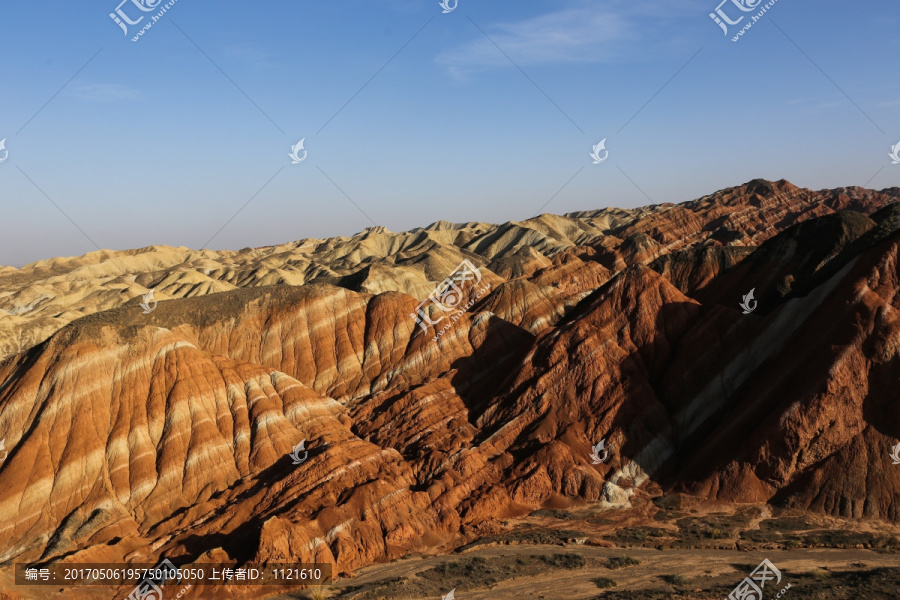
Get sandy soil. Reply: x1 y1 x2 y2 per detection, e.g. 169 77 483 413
270 544 900 600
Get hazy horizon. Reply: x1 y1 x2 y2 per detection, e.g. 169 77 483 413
3 175 897 270
1 0 898 267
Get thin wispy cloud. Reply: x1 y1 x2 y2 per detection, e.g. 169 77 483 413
437 8 629 78
436 0 701 79
71 83 142 102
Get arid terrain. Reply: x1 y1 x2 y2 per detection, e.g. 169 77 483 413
1 178 900 599
282 497 900 599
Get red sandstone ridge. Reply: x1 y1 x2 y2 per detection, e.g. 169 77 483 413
0 180 899 598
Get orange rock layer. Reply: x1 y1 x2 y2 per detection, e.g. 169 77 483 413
1 179 899 599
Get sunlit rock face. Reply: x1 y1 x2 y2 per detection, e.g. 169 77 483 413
1 180 899 598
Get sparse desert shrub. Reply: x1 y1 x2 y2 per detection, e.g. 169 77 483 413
606 526 669 544
608 528 647 543
539 553 586 569
606 556 641 569
308 586 331 600
593 576 617 589
759 516 818 531
458 528 587 551
676 516 742 541
653 509 685 522
740 528 782 543
662 574 689 586
800 529 899 548
531 509 578 520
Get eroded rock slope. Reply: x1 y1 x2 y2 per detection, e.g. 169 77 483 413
1 179 899 599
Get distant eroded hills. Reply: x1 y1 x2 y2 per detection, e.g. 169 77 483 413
1 178 900 598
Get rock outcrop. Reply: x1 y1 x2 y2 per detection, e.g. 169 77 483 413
1 179 900 599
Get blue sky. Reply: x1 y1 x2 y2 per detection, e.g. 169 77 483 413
0 0 898 266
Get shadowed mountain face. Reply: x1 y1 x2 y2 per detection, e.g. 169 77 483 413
1 179 900 598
